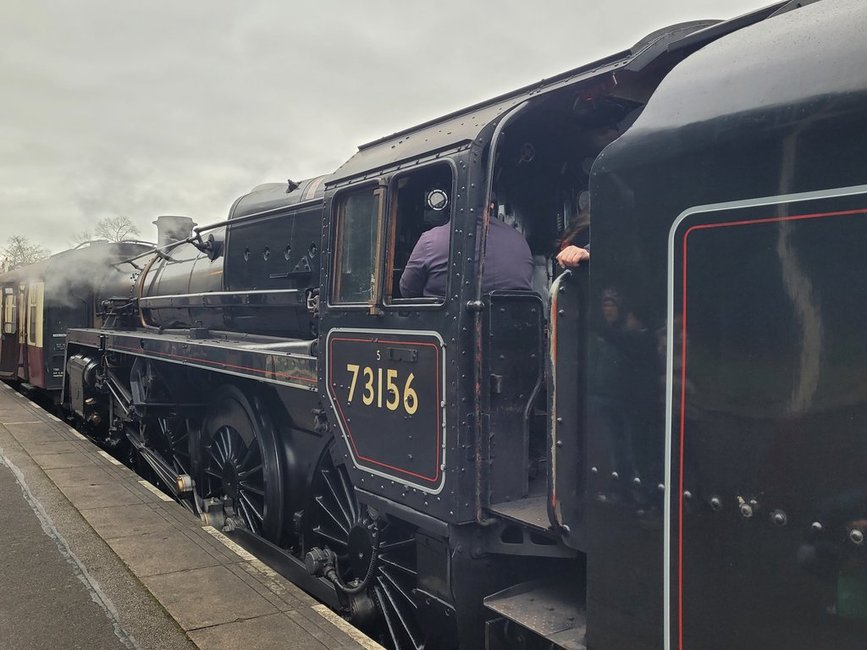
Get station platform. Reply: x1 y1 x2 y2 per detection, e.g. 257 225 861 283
0 382 382 650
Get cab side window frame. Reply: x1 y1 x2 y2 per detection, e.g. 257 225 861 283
330 182 387 311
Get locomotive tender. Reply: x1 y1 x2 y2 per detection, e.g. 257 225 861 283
6 1 867 647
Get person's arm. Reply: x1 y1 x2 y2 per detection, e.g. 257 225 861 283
399 233 430 298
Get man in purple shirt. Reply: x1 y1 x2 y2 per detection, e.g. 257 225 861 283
399 216 534 298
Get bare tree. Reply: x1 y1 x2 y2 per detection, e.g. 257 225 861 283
72 230 94 245
2 235 49 270
94 215 140 242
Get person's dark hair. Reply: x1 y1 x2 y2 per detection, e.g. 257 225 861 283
558 212 590 250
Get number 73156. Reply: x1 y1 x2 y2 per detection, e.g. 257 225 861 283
345 364 418 415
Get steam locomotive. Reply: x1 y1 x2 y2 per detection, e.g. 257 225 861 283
4 1 867 648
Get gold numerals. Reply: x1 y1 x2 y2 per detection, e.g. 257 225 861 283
345 364 418 415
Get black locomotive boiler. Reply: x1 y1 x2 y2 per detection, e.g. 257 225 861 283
53 1 867 648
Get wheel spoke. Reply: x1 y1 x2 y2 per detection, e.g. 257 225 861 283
207 446 224 470
379 538 414 553
315 495 350 535
375 584 404 650
337 466 358 522
377 578 424 650
214 433 228 463
380 555 417 577
238 463 263 480
312 525 348 547
379 566 417 610
322 469 354 529
239 481 264 496
222 428 234 462
238 498 259 534
240 492 264 523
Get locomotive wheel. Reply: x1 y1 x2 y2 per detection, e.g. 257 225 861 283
305 451 425 650
200 386 285 543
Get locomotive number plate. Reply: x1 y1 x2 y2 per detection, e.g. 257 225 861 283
325 328 445 493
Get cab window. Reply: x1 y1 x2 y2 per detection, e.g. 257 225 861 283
332 186 383 304
387 164 453 303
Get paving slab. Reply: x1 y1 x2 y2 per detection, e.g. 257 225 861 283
46 463 115 487
223 560 311 612
6 424 66 442
107 530 225 577
59 482 146 509
30 450 97 469
0 409 40 420
143 565 280 630
81 503 175 539
188 612 329 650
16 439 82 455
286 607 370 650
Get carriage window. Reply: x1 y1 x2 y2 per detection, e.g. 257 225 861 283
3 289 15 335
387 164 453 302
26 282 43 347
332 187 383 304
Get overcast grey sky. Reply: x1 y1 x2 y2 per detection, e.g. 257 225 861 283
1 0 766 251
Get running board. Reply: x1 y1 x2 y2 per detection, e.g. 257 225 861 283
226 527 342 610
484 579 586 650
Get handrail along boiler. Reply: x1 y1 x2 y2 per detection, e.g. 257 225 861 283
29 1 867 648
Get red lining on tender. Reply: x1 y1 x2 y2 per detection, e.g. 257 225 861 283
677 206 867 649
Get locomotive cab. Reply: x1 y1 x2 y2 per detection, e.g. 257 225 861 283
472 24 718 553
481 87 642 550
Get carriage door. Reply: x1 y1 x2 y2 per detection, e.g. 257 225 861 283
0 286 19 379
323 163 454 500
23 281 44 386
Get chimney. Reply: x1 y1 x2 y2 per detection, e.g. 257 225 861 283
153 215 196 247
